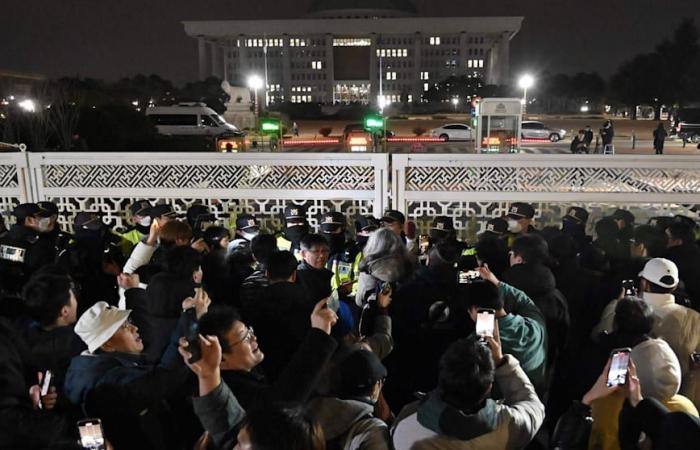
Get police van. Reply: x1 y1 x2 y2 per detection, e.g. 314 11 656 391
146 103 240 136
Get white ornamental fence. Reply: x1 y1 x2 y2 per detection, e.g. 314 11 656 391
2 151 700 237
391 154 700 240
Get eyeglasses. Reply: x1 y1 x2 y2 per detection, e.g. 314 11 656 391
231 326 255 347
120 317 134 330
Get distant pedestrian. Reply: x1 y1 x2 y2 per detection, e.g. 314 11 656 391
583 125 594 147
570 130 588 154
292 122 299 136
653 122 668 155
600 120 615 154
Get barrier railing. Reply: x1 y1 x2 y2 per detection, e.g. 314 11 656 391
0 152 32 222
391 154 700 239
3 152 700 237
24 152 389 232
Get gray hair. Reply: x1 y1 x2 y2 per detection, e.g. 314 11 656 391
362 228 406 263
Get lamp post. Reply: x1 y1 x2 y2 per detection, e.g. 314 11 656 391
247 75 263 118
518 74 534 114
451 97 459 112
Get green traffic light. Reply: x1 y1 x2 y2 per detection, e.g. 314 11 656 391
364 115 383 130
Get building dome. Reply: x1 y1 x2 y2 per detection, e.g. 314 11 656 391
306 0 416 18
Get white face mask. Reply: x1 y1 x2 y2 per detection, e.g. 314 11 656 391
36 217 53 233
137 217 152 227
240 231 258 241
507 219 522 234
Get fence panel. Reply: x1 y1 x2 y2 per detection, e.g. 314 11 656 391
27 152 389 232
392 154 700 240
0 152 32 223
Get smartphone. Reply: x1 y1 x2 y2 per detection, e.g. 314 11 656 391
184 308 202 364
691 352 700 364
77 418 106 450
0 245 26 263
476 308 496 338
327 289 340 312
607 348 632 387
419 235 430 255
379 281 392 295
458 270 482 284
622 279 637 297
41 370 53 396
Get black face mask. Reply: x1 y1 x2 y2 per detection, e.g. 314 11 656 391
562 220 585 237
285 224 308 244
135 223 151 235
357 235 369 247
325 233 346 255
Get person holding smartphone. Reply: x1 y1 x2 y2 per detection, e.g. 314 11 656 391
393 323 545 450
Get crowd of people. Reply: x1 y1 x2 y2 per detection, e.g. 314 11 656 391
1 198 700 450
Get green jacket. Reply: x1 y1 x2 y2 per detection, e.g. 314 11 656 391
497 282 547 393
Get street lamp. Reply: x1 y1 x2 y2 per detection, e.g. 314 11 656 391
518 74 534 113
247 75 263 117
18 99 36 113
451 97 459 112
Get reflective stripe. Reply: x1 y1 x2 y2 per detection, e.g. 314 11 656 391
461 248 477 256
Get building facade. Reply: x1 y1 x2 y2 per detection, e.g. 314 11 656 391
183 1 522 106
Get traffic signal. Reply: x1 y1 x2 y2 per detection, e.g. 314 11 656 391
260 118 281 133
364 114 384 131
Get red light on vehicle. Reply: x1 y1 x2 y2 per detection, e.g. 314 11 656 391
282 139 339 145
387 137 446 143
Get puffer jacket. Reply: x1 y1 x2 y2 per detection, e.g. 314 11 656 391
355 253 414 307
310 397 391 450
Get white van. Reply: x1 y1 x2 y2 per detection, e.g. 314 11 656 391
146 103 240 136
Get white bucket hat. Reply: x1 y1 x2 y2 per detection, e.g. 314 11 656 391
74 301 132 353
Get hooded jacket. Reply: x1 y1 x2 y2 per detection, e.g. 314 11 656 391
310 397 391 450
588 338 698 450
392 355 545 450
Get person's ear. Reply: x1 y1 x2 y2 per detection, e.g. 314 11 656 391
60 305 69 318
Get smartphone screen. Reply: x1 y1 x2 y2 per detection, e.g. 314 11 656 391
607 348 632 387
476 308 496 338
77 418 106 450
622 280 637 297
41 370 53 396
458 270 482 284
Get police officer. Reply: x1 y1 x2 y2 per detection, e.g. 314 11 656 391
0 203 58 294
0 214 7 238
506 202 537 240
472 217 510 278
562 206 591 253
119 200 153 255
229 213 260 254
186 204 216 240
429 216 457 244
57 212 123 312
277 204 309 259
320 211 358 295
36 200 72 254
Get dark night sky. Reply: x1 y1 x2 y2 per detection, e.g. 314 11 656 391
1 0 698 86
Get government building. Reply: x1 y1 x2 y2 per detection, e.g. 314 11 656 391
183 1 522 106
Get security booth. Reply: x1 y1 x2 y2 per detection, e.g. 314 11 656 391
216 132 247 152
475 98 522 153
259 117 282 151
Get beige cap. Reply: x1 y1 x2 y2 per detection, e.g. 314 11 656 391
74 301 132 353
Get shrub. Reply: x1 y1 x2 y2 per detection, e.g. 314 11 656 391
319 127 332 137
413 127 427 136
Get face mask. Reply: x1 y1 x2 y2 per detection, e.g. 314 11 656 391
240 231 259 241
562 220 584 237
285 225 308 243
357 235 369 247
36 217 52 233
325 233 346 255
137 217 152 227
507 219 522 234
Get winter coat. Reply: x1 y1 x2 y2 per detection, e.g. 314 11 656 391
0 224 57 294
664 243 700 310
0 318 70 448
355 253 414 307
392 355 545 450
192 382 246 450
243 280 314 380
502 263 570 367
296 260 334 303
498 282 548 394
220 328 337 410
202 248 233 305
142 274 196 363
385 265 473 407
653 126 668 150
310 397 391 450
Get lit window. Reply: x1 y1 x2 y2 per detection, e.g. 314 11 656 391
424 83 429 91
429 36 441 45
408 94 413 103
420 72 429 80
333 38 371 46
478 59 484 68
403 49 408 57
386 71 396 80
311 61 323 70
